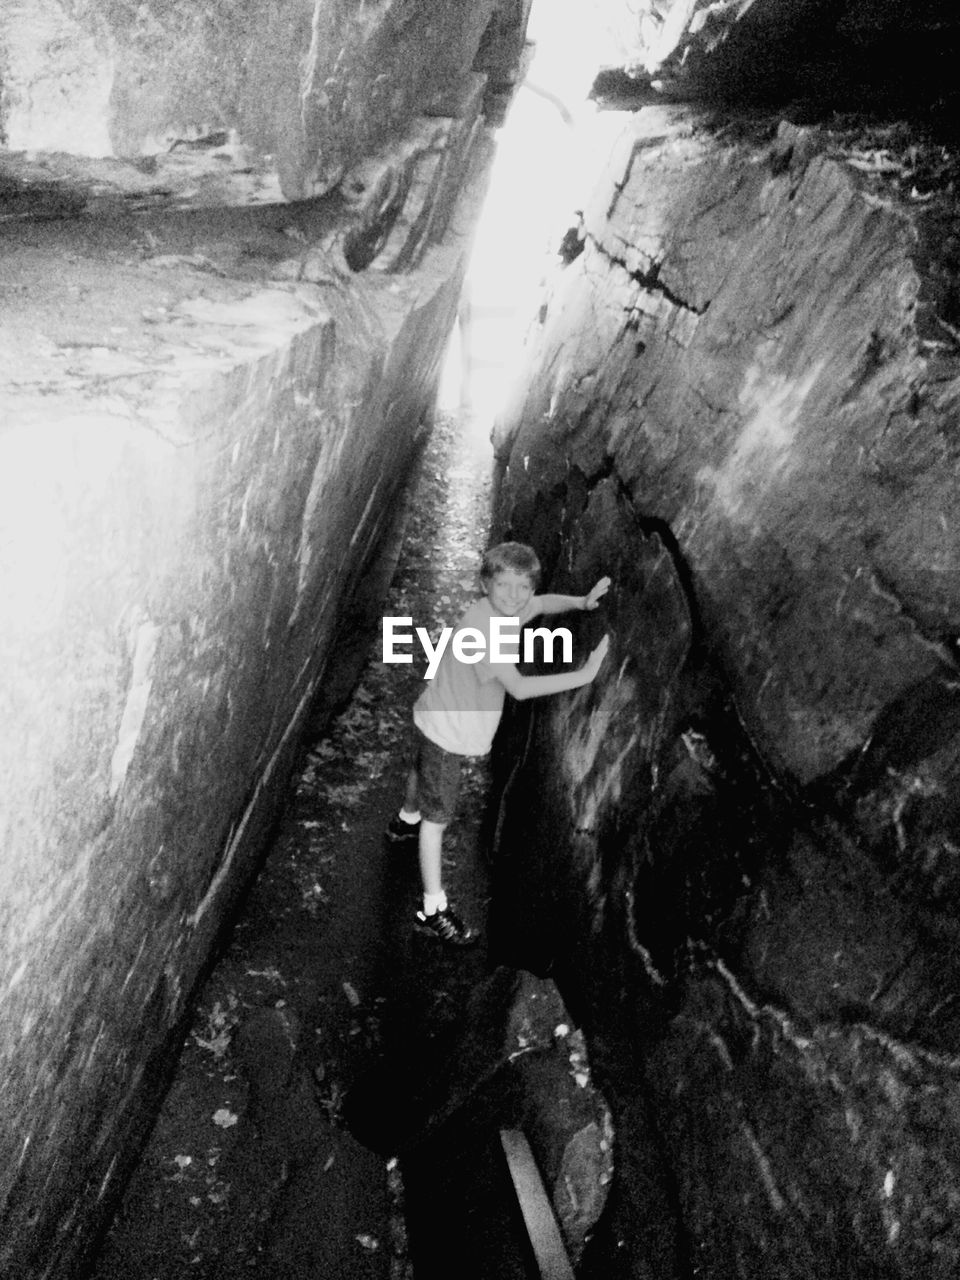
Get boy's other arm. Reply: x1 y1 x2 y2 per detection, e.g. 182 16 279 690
493 635 610 701
525 576 611 620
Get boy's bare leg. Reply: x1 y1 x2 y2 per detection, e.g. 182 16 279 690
415 818 477 944
418 819 445 900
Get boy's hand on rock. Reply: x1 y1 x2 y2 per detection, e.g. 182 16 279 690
585 633 610 678
584 576 611 610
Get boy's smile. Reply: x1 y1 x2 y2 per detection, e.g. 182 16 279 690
484 569 533 617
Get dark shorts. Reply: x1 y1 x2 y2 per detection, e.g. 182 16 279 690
410 726 461 825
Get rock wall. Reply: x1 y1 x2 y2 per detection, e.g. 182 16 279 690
493 106 960 1277
0 4 527 1273
0 0 509 197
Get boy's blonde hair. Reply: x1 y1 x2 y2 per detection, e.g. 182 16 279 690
480 541 541 588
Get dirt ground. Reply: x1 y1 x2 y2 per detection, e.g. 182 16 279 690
89 406 517 1279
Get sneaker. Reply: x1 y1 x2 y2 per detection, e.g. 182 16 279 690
385 814 420 844
414 904 479 947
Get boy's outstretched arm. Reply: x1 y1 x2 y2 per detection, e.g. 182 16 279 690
525 576 611 620
494 635 610 701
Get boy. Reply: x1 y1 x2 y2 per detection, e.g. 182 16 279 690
386 541 610 946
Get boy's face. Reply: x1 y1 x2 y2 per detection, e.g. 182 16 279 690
483 569 534 617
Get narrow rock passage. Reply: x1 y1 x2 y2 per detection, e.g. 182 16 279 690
90 406 535 1278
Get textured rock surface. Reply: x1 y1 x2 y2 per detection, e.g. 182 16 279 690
498 107 960 785
0 0 507 197
0 32 502 1275
493 105 960 1277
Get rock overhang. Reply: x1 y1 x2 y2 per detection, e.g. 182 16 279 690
592 0 960 114
0 0 527 212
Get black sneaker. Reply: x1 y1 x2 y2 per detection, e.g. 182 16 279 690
385 814 420 844
414 904 479 947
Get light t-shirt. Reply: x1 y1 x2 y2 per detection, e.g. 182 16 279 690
413 597 518 757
